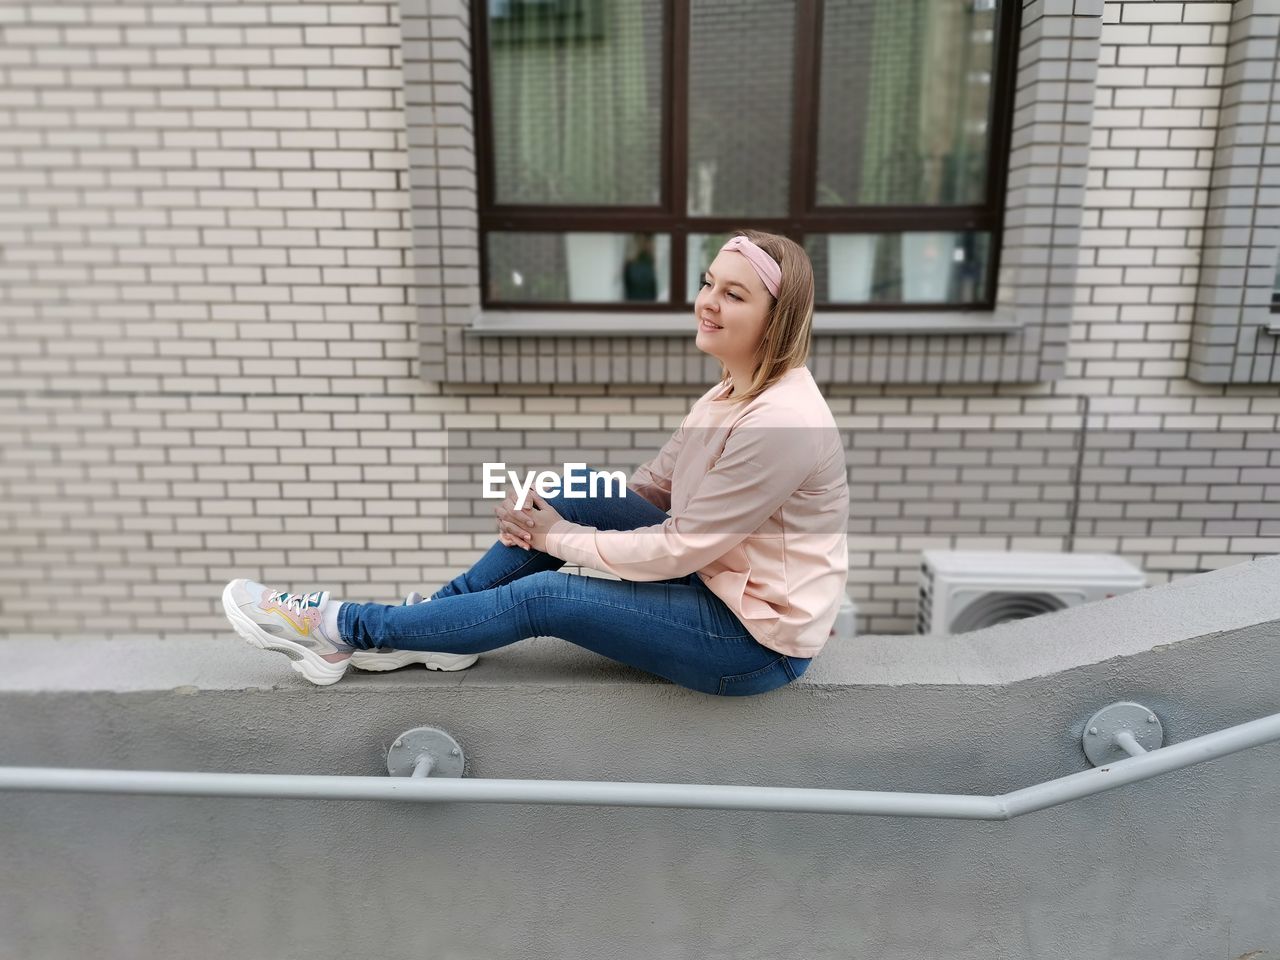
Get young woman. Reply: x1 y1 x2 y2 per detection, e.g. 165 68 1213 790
222 230 850 696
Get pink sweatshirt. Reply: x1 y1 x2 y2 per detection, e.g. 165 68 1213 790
544 365 850 659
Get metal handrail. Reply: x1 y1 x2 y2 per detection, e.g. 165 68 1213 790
2 711 1277 820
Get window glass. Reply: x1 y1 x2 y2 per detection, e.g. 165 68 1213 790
488 0 664 205
815 0 999 206
687 0 795 217
805 232 991 304
487 232 671 303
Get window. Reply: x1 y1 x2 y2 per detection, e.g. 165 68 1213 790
473 0 1019 312
1272 248 1280 312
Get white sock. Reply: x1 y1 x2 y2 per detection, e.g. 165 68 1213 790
321 597 348 646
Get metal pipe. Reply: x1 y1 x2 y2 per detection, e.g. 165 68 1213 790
1001 711 1280 819
1 711 1277 821
1113 729 1147 757
411 754 435 779
0 767 1001 819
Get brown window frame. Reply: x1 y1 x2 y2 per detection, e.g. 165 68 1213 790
472 0 1022 313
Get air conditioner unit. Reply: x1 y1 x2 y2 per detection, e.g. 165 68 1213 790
916 550 1147 636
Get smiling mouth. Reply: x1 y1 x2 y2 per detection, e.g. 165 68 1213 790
699 318 723 330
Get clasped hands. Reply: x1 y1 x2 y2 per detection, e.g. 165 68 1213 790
493 487 565 552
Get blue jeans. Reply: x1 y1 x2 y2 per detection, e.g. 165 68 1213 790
337 466 811 697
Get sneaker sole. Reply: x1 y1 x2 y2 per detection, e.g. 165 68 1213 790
221 579 348 687
348 650 479 672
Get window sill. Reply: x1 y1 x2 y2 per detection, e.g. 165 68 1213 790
464 310 1025 337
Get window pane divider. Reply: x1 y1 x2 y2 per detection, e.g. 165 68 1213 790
790 0 821 223
481 209 1000 232
669 0 689 304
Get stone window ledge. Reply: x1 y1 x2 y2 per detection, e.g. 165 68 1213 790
465 310 1026 338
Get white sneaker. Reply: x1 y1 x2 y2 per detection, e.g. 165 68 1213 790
347 591 480 673
221 579 354 687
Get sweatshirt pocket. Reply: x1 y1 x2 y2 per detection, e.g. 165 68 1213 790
702 568 787 624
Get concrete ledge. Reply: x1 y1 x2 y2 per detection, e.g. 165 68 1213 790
5 554 1280 694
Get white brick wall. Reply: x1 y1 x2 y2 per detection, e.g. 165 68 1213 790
2 0 1277 637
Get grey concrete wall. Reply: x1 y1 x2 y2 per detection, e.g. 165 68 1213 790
2 555 1278 960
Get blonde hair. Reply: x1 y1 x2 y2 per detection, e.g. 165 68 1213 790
711 228 814 405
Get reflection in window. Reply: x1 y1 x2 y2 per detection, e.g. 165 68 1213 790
622 233 660 301
487 232 671 303
805 232 990 304
1273 246 1280 309
487 0 663 206
816 0 998 206
687 0 795 217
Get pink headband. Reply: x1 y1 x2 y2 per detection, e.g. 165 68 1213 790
719 235 782 299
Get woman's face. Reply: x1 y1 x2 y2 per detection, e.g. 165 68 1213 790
694 250 771 367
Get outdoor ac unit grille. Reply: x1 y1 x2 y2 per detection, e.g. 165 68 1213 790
916 564 933 635
947 590 1068 634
